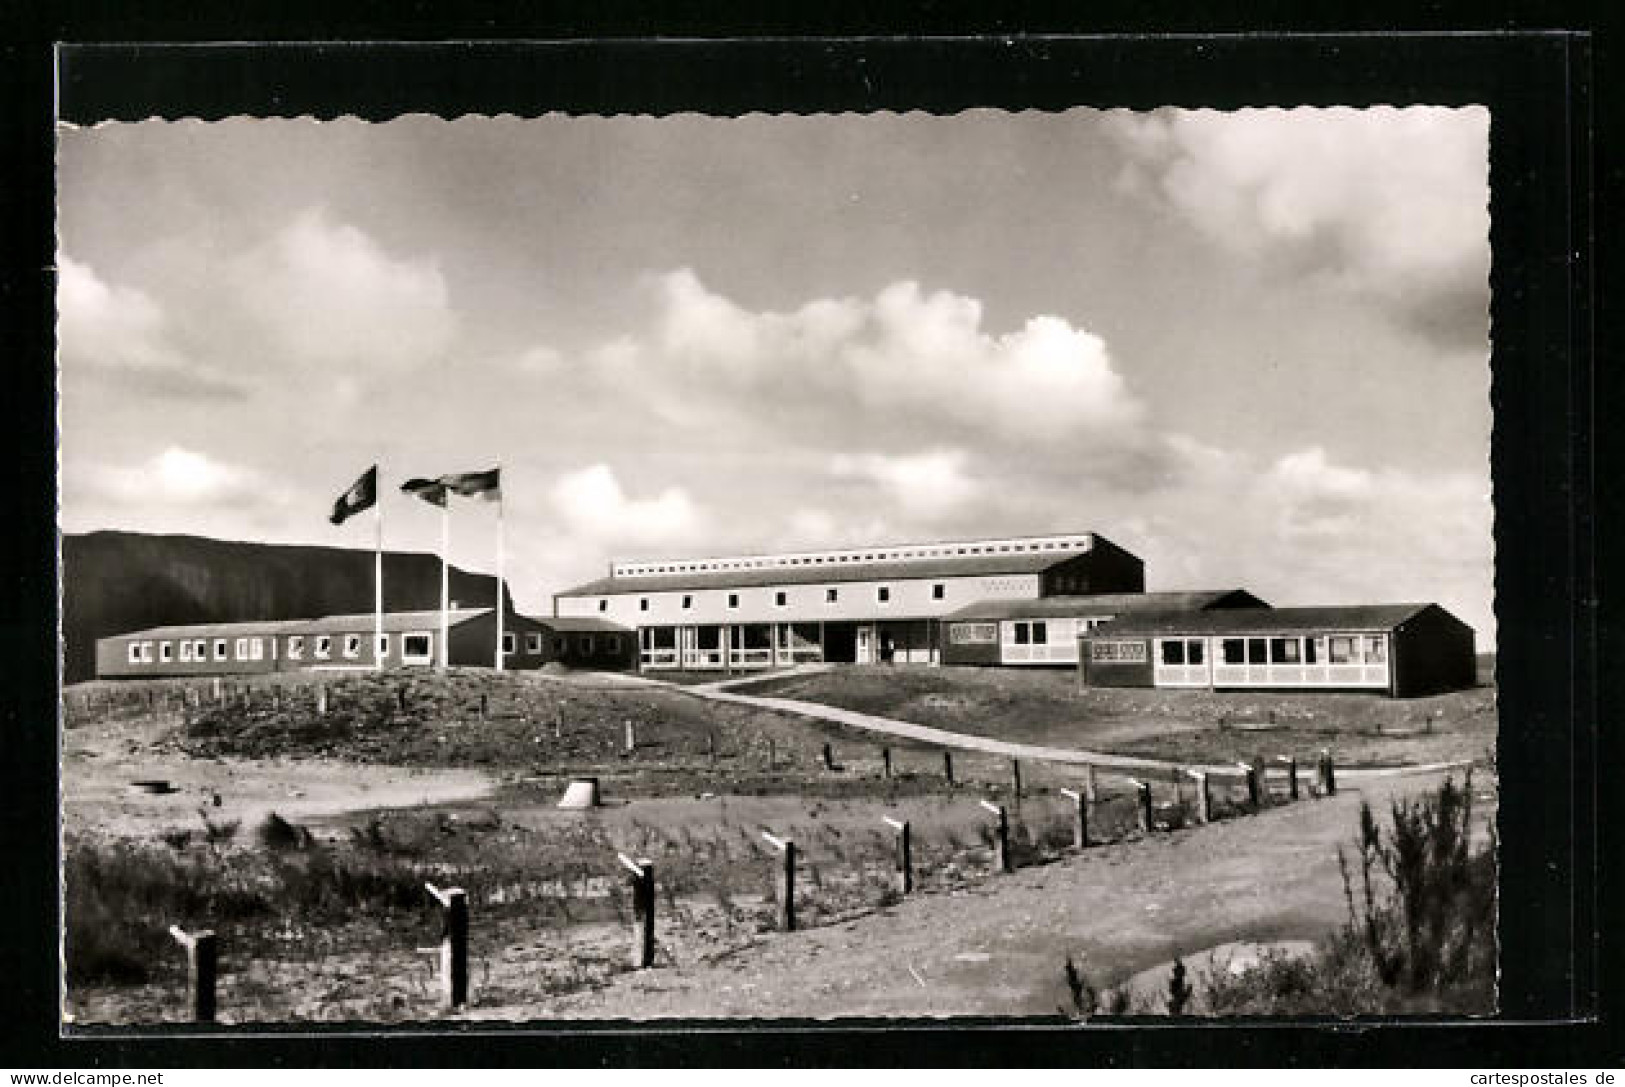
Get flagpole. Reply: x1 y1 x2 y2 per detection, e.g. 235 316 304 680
495 471 505 672
440 498 450 671
374 463 384 673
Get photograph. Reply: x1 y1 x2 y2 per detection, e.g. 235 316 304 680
56 100 1500 1025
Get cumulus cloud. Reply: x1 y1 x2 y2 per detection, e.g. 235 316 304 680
57 255 243 397
830 448 979 519
226 208 457 372
1107 107 1490 347
549 464 702 548
75 446 286 509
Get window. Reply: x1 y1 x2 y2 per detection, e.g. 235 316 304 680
598 600 608 612
727 593 739 609
1270 637 1301 664
1363 636 1386 663
214 639 227 661
250 638 264 661
1013 622 1030 645
377 634 389 657
640 598 649 612
1328 636 1355 664
682 595 693 610
1221 638 1245 664
526 632 542 654
877 586 891 604
554 637 567 655
775 591 787 607
1161 640 1185 665
402 633 433 664
127 642 141 664
1032 622 1048 645
932 584 946 600
180 640 194 662
1304 638 1318 664
235 638 249 660
343 634 361 659
581 635 595 655
1247 638 1267 664
194 639 206 659
502 633 517 655
607 636 620 654
288 636 304 660
315 636 332 660
159 641 173 662
826 588 838 604
1189 640 1205 665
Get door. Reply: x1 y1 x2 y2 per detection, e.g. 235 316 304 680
856 625 873 664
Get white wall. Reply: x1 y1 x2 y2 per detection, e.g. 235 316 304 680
558 573 1041 627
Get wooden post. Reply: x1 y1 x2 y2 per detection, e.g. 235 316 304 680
768 738 776 770
1319 749 1337 796
168 926 217 1023
426 883 469 1009
1242 762 1261 810
1190 771 1212 824
883 816 912 895
618 853 655 969
1132 778 1153 832
942 750 955 787
707 730 717 766
623 719 636 754
1084 763 1098 804
1252 758 1269 808
1061 788 1089 849
981 800 1012 873
554 703 563 739
479 693 488 721
822 742 835 771
1011 759 1023 804
763 832 796 931
1283 755 1299 801
213 677 223 704
316 685 327 716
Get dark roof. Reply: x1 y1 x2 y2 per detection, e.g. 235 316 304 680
557 550 1093 597
106 608 494 642
535 616 634 633
1088 604 1439 638
942 590 1262 622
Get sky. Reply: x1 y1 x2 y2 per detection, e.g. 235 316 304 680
56 107 1495 640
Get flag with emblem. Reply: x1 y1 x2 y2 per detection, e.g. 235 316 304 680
439 467 501 500
328 465 378 525
400 477 449 507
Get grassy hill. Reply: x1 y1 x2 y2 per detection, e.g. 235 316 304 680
61 531 511 683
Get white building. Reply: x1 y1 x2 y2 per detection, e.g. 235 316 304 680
553 531 1145 670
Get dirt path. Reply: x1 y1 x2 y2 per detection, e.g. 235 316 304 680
475 770 1461 1020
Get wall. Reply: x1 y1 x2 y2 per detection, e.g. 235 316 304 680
1392 607 1478 696
1039 544 1145 596
1079 636 1156 687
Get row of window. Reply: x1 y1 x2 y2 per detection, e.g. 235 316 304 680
498 633 621 656
601 583 951 613
614 538 1089 577
1158 635 1387 667
125 630 623 667
1006 617 1110 646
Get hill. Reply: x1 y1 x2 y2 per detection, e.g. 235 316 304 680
61 531 512 683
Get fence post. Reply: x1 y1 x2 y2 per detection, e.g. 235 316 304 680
763 832 796 931
1061 787 1089 849
479 693 488 721
1282 755 1299 801
316 685 327 716
882 746 892 780
1319 749 1337 796
883 816 912 895
213 677 223 704
1011 759 1023 804
1190 770 1212 824
618 853 655 969
768 738 776 770
980 800 1012 873
1084 763 1098 803
1241 762 1261 810
942 750 955 787
623 719 636 754
554 703 563 739
707 730 717 766
168 926 217 1023
822 742 835 771
425 883 469 1009
399 686 409 711
1252 758 1269 807
1132 778 1154 832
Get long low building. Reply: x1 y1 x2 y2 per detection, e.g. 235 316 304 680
939 589 1268 667
553 531 1147 670
1079 604 1476 697
95 608 637 679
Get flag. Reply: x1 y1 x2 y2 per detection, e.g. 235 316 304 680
329 465 377 525
440 467 501 500
401 477 449 507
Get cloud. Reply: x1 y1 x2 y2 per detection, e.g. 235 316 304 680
830 448 979 518
1107 107 1490 348
225 207 457 372
548 464 702 548
75 446 287 509
56 255 244 398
